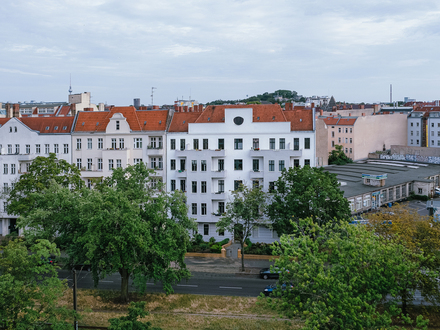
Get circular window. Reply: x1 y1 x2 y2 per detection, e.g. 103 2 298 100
233 116 244 125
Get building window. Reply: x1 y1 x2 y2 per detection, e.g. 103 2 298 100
203 139 208 150
294 138 299 151
218 159 224 171
180 139 185 150
432 123 435 127
269 181 275 192
116 120 120 130
192 203 197 215
180 159 185 171
218 229 225 236
63 144 69 154
180 179 186 191
349 148 352 153
111 138 117 149
279 160 285 171
26 145 30 154
279 138 285 150
150 157 163 169
54 144 59 154
418 188 423 194
87 138 92 149
269 138 275 150
218 180 224 193
234 159 243 170
116 159 122 168
36 144 40 154
349 138 352 143
98 158 102 170
192 181 197 193
417 140 419 144
171 180 176 191
411 131 413 136
253 138 259 149
204 224 209 236
201 181 207 193
338 128 341 133
218 139 224 150
201 160 207 171
7 145 12 154
438 140 440 146
3 183 8 193
134 158 142 165
294 159 299 167
218 201 225 214
98 138 103 149
331 131 335 138
410 139 413 144
150 137 162 149
338 137 341 143
11 164 15 175
234 138 243 150
191 160 197 171
234 180 243 191
171 159 176 170
193 139 199 150
411 122 413 127
26 163 30 172
201 203 207 215
345 138 348 143
416 131 419 136
170 139 176 150
345 148 348 153
253 180 259 187
438 131 440 137
304 159 310 166
432 140 435 145
87 159 92 170
304 138 310 149
345 128 348 133
15 144 19 154
76 159 82 170
45 144 50 154
253 159 259 171
3 164 8 174
134 138 142 149
331 141 335 147
109 159 114 170
119 138 124 149
76 139 81 150
269 160 275 171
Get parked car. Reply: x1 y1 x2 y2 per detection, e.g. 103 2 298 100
259 267 288 280
263 282 293 297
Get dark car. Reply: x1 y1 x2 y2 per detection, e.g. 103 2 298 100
260 267 288 280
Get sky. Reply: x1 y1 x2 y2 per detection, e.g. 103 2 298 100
1 0 440 106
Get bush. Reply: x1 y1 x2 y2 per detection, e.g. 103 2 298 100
244 242 273 255
209 244 222 253
408 192 429 201
209 237 216 244
218 238 230 246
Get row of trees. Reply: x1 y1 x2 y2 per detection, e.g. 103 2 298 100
206 89 305 105
6 154 196 302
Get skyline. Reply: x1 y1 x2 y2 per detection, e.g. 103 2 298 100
1 0 439 106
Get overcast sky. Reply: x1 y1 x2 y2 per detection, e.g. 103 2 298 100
1 0 439 106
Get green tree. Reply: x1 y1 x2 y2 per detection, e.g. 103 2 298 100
267 218 429 330
267 166 351 235
328 144 353 165
0 239 75 329
216 184 266 271
108 301 161 330
6 153 83 219
367 204 440 314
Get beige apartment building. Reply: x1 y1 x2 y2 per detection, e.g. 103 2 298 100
316 112 408 162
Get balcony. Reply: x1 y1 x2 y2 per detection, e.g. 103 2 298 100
146 146 164 155
175 149 226 157
176 169 187 178
17 154 33 162
211 170 227 178
249 170 264 179
250 148 302 158
211 192 226 199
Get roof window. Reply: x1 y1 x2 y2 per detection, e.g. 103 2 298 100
45 126 49 130
96 122 99 126
144 121 147 125
62 126 67 130
54 126 58 130
82 122 85 126
257 117 260 120
159 120 162 124
272 116 275 121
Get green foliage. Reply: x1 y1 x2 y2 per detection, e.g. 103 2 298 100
218 238 230 246
108 301 162 330
216 184 266 270
7 153 83 219
408 191 429 201
0 239 76 329
206 90 300 105
244 242 273 255
267 218 430 330
267 166 351 235
328 144 353 165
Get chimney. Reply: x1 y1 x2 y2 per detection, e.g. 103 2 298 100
184 106 188 112
360 104 365 109
70 104 76 117
5 103 12 118
13 104 20 117
98 103 105 111
174 104 179 112
349 113 351 116
311 102 315 109
179 106 183 112
153 105 159 110
362 113 365 116
84 107 94 111
319 109 323 116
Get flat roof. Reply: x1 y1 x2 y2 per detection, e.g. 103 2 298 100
324 159 440 198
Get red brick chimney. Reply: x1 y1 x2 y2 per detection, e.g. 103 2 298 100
183 106 188 112
70 104 76 117
12 104 20 117
84 107 94 112
153 105 159 110
174 104 179 112
319 109 323 116
5 103 12 118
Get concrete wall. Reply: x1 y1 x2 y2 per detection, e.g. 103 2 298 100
380 145 440 164
315 118 328 166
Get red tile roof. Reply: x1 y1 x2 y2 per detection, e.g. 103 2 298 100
320 116 356 126
74 107 169 132
168 112 202 132
57 105 71 116
0 118 11 126
19 117 75 133
284 109 314 131
337 118 356 126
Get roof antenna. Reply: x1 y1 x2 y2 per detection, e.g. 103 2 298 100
68 74 72 95
151 87 157 106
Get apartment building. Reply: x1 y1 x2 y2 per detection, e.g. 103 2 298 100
72 106 169 188
0 116 74 235
166 104 315 243
317 112 407 162
407 106 440 148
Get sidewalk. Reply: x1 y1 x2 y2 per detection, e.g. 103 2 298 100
184 256 275 275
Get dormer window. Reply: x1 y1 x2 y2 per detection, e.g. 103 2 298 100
45 126 49 130
116 121 120 130
63 126 67 130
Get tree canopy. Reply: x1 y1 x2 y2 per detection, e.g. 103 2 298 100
0 239 75 329
328 144 353 165
267 218 430 330
216 183 266 271
266 166 351 235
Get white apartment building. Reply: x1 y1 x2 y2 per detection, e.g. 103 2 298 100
167 104 315 243
72 107 169 188
0 116 74 235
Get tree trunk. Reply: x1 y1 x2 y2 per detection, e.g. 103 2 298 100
119 268 130 302
241 241 245 272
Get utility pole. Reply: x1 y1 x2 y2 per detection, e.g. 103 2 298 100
151 87 157 106
73 269 78 330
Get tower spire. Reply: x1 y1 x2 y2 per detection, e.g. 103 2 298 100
69 74 72 95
